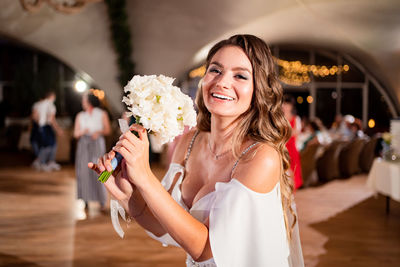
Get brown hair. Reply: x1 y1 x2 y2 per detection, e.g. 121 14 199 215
195 34 296 240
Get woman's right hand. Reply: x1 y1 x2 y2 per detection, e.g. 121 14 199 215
88 151 135 204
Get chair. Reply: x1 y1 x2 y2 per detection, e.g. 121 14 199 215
300 143 320 187
338 138 366 177
359 136 378 172
316 141 347 182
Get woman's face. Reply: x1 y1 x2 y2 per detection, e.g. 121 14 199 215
282 102 293 119
202 45 254 118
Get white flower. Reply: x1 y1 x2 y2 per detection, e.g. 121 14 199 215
123 74 197 146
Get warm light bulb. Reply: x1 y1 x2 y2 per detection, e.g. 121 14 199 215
189 65 206 78
307 96 314 103
99 91 105 100
297 96 304 104
75 80 87 93
368 119 375 128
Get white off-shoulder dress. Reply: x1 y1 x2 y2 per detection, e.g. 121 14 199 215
146 132 303 267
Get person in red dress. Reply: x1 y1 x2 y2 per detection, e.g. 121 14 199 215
282 95 303 190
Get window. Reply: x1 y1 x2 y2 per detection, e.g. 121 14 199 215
316 88 336 128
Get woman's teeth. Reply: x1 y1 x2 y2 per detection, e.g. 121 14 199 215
212 93 234 101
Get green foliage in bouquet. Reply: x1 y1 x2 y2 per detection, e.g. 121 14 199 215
104 0 135 88
98 169 113 183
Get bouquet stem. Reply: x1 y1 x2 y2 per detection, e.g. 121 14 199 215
97 127 138 183
98 152 123 183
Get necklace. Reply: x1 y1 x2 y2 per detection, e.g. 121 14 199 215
208 139 231 160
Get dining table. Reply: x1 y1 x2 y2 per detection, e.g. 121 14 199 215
366 157 400 214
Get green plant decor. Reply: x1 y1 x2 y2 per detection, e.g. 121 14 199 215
104 0 135 88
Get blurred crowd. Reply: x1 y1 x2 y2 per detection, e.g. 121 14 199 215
297 113 364 152
282 94 375 190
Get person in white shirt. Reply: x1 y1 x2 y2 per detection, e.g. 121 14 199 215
31 91 63 171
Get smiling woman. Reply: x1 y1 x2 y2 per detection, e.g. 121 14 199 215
89 34 304 267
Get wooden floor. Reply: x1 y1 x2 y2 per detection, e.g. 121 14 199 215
0 152 399 267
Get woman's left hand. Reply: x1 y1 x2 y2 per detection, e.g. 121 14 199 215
112 124 151 188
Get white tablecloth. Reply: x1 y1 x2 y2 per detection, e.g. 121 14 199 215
367 158 400 202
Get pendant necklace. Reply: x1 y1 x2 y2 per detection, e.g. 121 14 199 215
208 139 230 160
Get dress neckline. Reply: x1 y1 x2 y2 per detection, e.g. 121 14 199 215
170 163 280 211
188 189 215 211
178 131 260 210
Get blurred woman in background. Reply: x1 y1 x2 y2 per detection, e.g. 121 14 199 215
282 95 303 190
74 91 110 217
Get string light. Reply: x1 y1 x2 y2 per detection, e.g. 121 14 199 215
307 96 314 103
275 58 350 86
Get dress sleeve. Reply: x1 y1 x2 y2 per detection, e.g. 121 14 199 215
145 163 184 247
209 179 291 267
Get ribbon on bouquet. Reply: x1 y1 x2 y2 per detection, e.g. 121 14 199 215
110 119 130 238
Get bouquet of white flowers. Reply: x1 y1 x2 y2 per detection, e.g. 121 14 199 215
122 74 197 146
98 74 197 183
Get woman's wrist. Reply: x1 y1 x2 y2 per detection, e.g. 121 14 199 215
133 170 158 193
130 202 147 219
128 188 147 219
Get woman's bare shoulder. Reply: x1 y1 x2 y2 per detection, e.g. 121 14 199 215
234 143 281 193
170 128 199 166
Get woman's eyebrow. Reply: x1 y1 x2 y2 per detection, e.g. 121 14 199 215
210 61 252 74
209 61 223 68
232 67 252 74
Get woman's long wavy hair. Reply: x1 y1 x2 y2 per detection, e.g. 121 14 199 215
195 34 296 240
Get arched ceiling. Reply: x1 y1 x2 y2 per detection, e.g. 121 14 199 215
0 0 399 115
0 0 121 112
